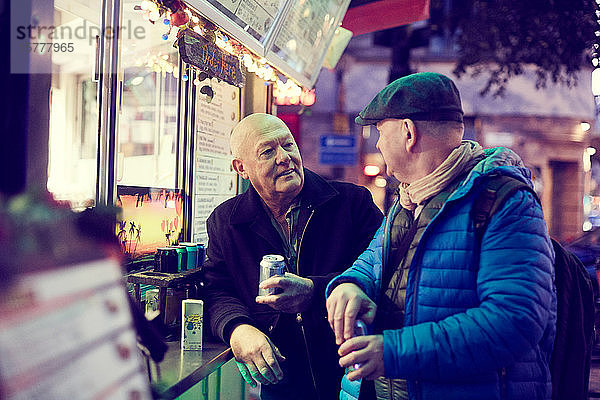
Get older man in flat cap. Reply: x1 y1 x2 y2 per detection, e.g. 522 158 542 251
202 113 382 400
326 72 556 400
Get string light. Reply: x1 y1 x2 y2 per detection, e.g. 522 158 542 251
593 1 600 70
134 0 311 104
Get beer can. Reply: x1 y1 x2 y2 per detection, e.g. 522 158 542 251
196 243 206 268
179 242 198 270
156 247 178 273
172 245 188 272
258 255 286 296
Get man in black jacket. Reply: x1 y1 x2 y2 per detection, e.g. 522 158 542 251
202 113 383 400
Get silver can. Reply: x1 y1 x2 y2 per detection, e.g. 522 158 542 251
259 255 286 296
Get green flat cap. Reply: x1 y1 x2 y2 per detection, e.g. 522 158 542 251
355 72 464 126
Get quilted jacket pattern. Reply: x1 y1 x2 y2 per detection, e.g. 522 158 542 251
327 147 557 400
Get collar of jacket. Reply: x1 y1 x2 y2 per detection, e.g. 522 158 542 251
229 168 339 225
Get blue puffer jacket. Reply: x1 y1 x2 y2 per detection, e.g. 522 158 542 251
327 147 556 400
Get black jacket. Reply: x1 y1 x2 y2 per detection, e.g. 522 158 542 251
202 169 383 399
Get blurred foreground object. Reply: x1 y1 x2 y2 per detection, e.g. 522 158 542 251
0 190 156 399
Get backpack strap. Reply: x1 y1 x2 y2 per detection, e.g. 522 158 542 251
472 174 540 240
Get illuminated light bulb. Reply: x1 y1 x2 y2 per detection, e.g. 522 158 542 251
192 16 200 23
223 36 228 42
364 165 380 176
594 68 600 96
194 78 201 85
587 146 596 155
258 57 267 64
130 76 144 86
582 122 592 132
162 54 169 60
291 85 302 97
375 176 387 188
247 63 257 73
182 74 189 81
193 26 202 34
290 96 300 105
594 58 599 67
166 65 173 73
149 10 160 21
141 0 150 10
162 33 169 40
301 89 316 106
185 8 192 16
243 54 253 67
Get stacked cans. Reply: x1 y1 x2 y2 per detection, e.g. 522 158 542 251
155 242 206 273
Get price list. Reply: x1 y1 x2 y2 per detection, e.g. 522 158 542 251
203 0 285 39
192 79 241 244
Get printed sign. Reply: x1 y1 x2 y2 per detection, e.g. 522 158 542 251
319 134 358 166
178 29 245 87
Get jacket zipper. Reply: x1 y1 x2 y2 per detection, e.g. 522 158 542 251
410 219 422 400
295 207 315 275
294 208 320 399
382 199 400 276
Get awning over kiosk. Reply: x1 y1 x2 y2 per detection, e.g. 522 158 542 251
342 0 430 36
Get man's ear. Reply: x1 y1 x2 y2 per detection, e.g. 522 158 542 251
403 119 418 152
232 159 249 179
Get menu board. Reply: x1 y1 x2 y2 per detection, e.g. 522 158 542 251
268 0 350 85
185 0 350 88
192 79 241 245
202 0 285 40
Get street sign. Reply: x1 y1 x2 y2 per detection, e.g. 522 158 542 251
319 135 357 166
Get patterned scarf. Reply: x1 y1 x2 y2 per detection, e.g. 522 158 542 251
398 140 484 211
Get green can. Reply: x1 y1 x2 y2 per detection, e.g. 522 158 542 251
172 245 188 272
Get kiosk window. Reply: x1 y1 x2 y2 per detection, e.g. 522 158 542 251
117 0 180 189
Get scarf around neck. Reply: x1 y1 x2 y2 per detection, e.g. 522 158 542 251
398 140 484 211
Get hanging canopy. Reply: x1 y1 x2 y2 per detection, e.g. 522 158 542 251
341 0 430 36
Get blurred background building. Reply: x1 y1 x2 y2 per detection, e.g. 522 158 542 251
277 0 598 242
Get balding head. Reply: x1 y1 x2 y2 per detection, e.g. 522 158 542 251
230 113 289 159
229 113 304 213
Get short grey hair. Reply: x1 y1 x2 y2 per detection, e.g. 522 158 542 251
413 120 464 141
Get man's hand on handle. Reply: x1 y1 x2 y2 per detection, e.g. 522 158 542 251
230 324 285 388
